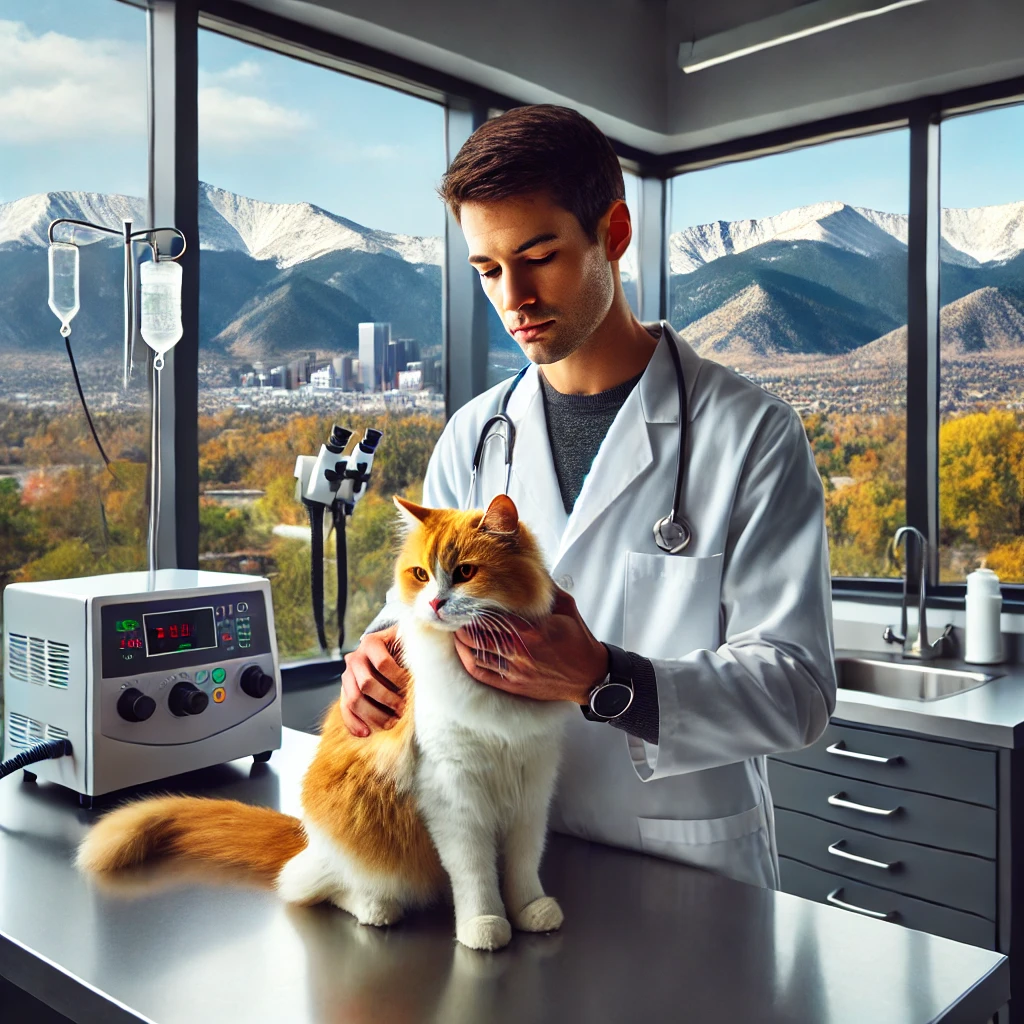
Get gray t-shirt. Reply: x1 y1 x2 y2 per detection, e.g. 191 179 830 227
538 369 644 513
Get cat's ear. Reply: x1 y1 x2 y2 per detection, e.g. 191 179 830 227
478 494 519 535
393 496 433 530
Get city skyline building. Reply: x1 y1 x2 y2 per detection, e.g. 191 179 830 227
359 322 391 392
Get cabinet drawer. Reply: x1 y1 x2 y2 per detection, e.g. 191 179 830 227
779 856 995 950
775 807 995 919
769 760 996 859
772 722 996 807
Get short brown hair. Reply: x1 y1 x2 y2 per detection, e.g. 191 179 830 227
438 104 625 242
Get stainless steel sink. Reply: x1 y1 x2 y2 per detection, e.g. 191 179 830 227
836 656 1002 701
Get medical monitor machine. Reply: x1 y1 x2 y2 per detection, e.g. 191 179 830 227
2 219 283 804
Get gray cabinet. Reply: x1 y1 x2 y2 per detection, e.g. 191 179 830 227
770 719 1019 1020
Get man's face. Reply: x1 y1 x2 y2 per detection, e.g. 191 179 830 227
460 192 617 365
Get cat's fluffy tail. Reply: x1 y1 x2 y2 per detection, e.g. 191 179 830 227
76 796 307 880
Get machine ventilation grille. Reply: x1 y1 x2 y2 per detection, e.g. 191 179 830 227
7 712 46 750
7 634 70 689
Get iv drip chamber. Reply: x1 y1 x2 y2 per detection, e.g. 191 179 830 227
48 242 80 334
139 259 183 355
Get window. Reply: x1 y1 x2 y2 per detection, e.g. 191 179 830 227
196 29 446 661
937 103 1024 584
0 1 149 699
669 131 910 578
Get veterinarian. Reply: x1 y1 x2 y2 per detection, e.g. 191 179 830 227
339 104 836 890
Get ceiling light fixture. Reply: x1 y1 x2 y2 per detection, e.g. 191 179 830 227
679 0 931 74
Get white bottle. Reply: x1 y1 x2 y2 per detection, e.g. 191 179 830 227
965 567 1003 665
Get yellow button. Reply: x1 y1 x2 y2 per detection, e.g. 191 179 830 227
212 667 226 684
212 687 226 704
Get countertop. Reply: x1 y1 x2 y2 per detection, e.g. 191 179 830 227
834 648 1024 748
0 729 1009 1024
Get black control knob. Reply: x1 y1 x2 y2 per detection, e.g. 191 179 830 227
168 681 209 717
240 665 274 699
117 687 156 723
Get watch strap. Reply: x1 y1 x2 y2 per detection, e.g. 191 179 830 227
581 643 634 722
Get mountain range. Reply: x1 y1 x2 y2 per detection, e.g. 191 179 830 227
669 201 1024 362
0 187 1021 390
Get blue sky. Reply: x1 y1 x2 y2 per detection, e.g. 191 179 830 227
3 0 1023 239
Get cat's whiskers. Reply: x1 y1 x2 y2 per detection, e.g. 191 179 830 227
477 610 532 661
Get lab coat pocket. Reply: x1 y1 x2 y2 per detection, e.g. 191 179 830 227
638 804 774 889
623 551 723 660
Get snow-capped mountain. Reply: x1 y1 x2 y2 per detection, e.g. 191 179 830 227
198 183 442 267
669 200 1024 274
0 184 443 267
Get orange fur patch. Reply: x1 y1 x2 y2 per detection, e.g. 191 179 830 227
302 701 445 894
77 796 307 880
394 503 554 621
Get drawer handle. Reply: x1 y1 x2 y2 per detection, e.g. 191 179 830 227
826 741 901 765
826 887 894 921
827 840 898 871
828 792 900 817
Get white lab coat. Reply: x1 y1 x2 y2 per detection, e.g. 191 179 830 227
374 322 836 889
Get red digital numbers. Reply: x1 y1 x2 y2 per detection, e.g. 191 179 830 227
120 637 143 650
155 626 165 640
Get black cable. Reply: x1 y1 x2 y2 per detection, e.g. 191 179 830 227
0 738 72 781
304 498 328 652
333 503 348 654
64 334 114 473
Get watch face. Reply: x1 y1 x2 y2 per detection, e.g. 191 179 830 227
592 681 633 719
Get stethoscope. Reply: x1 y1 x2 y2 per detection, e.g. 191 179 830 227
467 337 693 554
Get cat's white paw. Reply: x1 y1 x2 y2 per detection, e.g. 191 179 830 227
510 895 563 933
457 914 512 951
332 892 405 927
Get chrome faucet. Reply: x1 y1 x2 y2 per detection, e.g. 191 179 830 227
882 526 954 660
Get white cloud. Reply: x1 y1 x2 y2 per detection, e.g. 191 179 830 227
198 60 263 87
199 86 314 148
0 20 146 143
0 21 312 152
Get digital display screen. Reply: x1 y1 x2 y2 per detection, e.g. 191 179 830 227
143 607 217 657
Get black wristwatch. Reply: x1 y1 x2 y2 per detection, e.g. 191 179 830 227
581 643 634 722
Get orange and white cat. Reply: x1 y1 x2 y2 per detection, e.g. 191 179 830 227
77 494 571 951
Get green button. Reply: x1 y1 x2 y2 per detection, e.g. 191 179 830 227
212 667 226 684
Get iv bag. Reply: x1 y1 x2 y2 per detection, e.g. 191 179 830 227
139 259 183 355
48 242 80 334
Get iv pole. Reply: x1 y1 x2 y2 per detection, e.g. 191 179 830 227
47 218 187 590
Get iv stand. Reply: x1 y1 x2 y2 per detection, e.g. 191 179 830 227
48 219 187 590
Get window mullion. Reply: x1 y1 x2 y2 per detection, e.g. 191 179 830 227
905 105 941 583
443 102 491 413
637 175 668 323
149 0 199 570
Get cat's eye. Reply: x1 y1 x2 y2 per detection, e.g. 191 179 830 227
455 564 477 582
411 566 429 582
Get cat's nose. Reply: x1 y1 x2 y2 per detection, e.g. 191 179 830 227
430 596 447 614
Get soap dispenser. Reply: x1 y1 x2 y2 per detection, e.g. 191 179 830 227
965 565 1003 665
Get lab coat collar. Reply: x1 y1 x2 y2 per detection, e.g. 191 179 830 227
503 321 703 569
638 321 703 425
505 368 569 562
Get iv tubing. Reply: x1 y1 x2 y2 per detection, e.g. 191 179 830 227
148 356 163 590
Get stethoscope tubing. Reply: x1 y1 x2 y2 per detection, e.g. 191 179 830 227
468 341 692 552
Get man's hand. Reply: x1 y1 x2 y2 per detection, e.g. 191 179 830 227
453 589 608 704
340 625 409 737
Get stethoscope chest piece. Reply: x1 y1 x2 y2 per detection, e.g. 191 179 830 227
653 515 692 554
